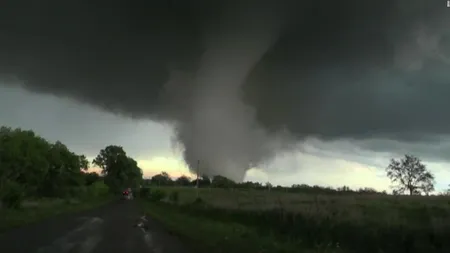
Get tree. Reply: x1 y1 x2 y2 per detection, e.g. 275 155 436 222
122 156 143 188
92 145 143 193
175 175 191 186
41 141 86 197
192 174 211 187
151 171 173 186
358 187 377 194
422 182 434 196
337 186 351 192
0 126 92 205
84 172 101 186
78 155 89 171
211 175 236 188
92 145 127 171
442 184 450 196
0 127 50 197
386 154 435 195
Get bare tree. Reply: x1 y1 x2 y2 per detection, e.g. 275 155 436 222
422 181 435 196
386 154 435 195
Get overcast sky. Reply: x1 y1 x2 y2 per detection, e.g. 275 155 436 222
1 1 450 193
2 84 450 192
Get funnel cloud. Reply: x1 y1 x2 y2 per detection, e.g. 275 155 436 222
0 1 449 181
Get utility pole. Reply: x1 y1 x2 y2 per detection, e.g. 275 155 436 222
196 160 200 199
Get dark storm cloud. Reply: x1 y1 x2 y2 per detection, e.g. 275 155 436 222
1 0 449 180
0 86 174 159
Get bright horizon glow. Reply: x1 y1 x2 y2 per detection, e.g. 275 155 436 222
87 154 392 191
86 154 450 193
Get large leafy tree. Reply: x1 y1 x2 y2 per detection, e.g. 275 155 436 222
175 175 191 186
41 141 87 197
0 126 91 206
151 171 173 186
386 154 435 195
211 175 236 188
192 174 211 187
84 172 101 186
0 127 50 196
92 145 143 193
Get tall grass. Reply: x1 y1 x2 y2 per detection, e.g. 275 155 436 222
145 187 450 253
0 181 112 232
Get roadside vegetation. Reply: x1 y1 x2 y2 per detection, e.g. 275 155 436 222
3 124 449 252
139 155 449 253
0 125 143 231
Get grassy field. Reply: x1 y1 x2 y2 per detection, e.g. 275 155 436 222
0 181 114 233
0 195 114 233
140 187 450 253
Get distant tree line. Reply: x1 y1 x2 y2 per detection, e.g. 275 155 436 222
0 124 441 211
0 126 143 208
146 154 439 196
144 172 387 195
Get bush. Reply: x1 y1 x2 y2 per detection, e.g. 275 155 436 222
1 181 24 209
149 189 166 202
86 181 109 198
193 197 204 204
169 191 179 203
140 187 151 198
68 186 87 198
166 201 450 253
95 181 109 196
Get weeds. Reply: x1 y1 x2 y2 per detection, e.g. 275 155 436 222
169 191 179 204
148 189 166 202
1 181 24 209
142 187 450 253
139 187 151 198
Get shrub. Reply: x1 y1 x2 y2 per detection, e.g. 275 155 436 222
193 197 204 204
1 181 24 209
140 187 151 198
86 181 109 198
169 191 179 203
69 186 87 198
149 189 166 202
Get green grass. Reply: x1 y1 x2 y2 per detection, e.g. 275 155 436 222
140 201 334 253
0 195 114 233
139 187 450 253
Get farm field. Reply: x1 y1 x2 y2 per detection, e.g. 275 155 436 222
140 186 450 253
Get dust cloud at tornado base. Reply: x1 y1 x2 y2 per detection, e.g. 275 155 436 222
0 1 449 180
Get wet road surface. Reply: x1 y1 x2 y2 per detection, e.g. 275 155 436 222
0 200 189 253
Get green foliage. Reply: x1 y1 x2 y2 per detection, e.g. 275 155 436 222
386 154 435 195
139 187 151 198
92 145 143 193
169 190 179 203
149 189 166 202
144 190 450 253
0 181 24 209
0 195 114 232
142 201 302 253
84 172 101 186
192 175 212 187
211 175 236 188
0 127 50 196
86 181 110 197
39 141 87 197
151 171 173 186
0 126 94 206
175 175 191 186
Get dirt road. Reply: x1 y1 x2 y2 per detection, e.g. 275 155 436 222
0 200 189 253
